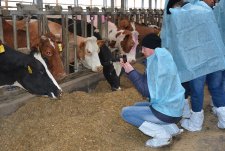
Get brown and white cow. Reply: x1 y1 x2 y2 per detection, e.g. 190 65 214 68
118 18 160 44
46 20 104 72
4 20 66 81
20 19 104 73
98 21 139 76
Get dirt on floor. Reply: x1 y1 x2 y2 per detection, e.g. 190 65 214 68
0 63 225 151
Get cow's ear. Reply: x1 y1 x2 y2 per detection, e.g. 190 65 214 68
97 40 105 48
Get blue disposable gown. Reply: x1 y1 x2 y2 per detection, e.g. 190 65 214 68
146 48 185 117
168 1 225 82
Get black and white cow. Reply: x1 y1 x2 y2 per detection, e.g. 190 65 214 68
0 42 62 98
46 17 121 91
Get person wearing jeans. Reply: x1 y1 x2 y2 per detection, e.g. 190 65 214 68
180 0 225 131
120 34 185 148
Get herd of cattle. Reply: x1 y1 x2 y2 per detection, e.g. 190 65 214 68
0 16 160 99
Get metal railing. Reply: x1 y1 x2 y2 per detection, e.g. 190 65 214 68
0 3 163 74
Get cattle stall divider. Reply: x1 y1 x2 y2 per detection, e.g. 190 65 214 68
0 4 163 116
0 4 163 73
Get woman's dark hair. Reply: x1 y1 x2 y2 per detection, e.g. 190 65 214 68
167 0 183 14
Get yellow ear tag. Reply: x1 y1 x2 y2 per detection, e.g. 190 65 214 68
0 44 5 53
28 65 33 74
58 43 62 52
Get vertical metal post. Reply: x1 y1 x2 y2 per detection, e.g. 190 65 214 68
0 16 4 43
121 0 125 10
74 0 78 6
25 16 31 50
36 0 43 9
37 15 42 38
103 0 107 7
12 15 18 49
125 0 128 10
155 0 157 9
81 15 87 37
98 14 102 36
111 0 114 9
141 0 144 8
73 15 79 72
149 0 152 9
90 15 94 37
105 15 108 40
62 14 70 74
4 0 8 9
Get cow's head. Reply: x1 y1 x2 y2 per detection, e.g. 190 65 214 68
38 32 66 81
20 50 62 98
78 36 104 72
108 29 135 54
0 43 62 98
118 18 134 31
111 31 139 77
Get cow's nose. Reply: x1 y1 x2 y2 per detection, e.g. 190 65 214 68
53 89 63 99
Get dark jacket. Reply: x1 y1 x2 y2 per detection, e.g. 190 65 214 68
128 70 150 98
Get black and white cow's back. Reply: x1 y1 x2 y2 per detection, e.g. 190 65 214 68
0 43 62 98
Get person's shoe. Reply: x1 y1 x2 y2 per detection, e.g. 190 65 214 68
215 107 225 129
181 110 204 132
145 138 172 148
162 124 183 137
182 99 191 118
139 121 172 148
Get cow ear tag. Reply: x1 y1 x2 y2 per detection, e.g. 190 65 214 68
27 65 33 74
0 44 5 53
58 43 62 52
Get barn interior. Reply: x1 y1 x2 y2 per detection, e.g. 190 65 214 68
0 0 224 151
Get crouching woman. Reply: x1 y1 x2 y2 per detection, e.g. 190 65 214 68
120 33 185 148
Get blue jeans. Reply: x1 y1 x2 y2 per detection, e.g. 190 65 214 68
223 70 225 92
121 101 166 127
189 70 225 112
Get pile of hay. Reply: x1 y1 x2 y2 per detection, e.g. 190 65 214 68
0 63 224 151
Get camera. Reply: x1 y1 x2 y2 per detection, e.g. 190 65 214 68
114 54 127 63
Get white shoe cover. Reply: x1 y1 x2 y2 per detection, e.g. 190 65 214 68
183 99 191 118
212 106 217 115
162 124 183 137
139 121 172 148
215 107 225 129
145 138 171 148
181 110 204 132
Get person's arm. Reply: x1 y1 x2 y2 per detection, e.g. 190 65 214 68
120 61 150 97
128 70 150 97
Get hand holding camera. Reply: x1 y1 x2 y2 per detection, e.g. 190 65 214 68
120 59 134 74
114 54 127 63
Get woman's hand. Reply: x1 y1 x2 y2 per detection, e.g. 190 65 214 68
120 59 134 74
